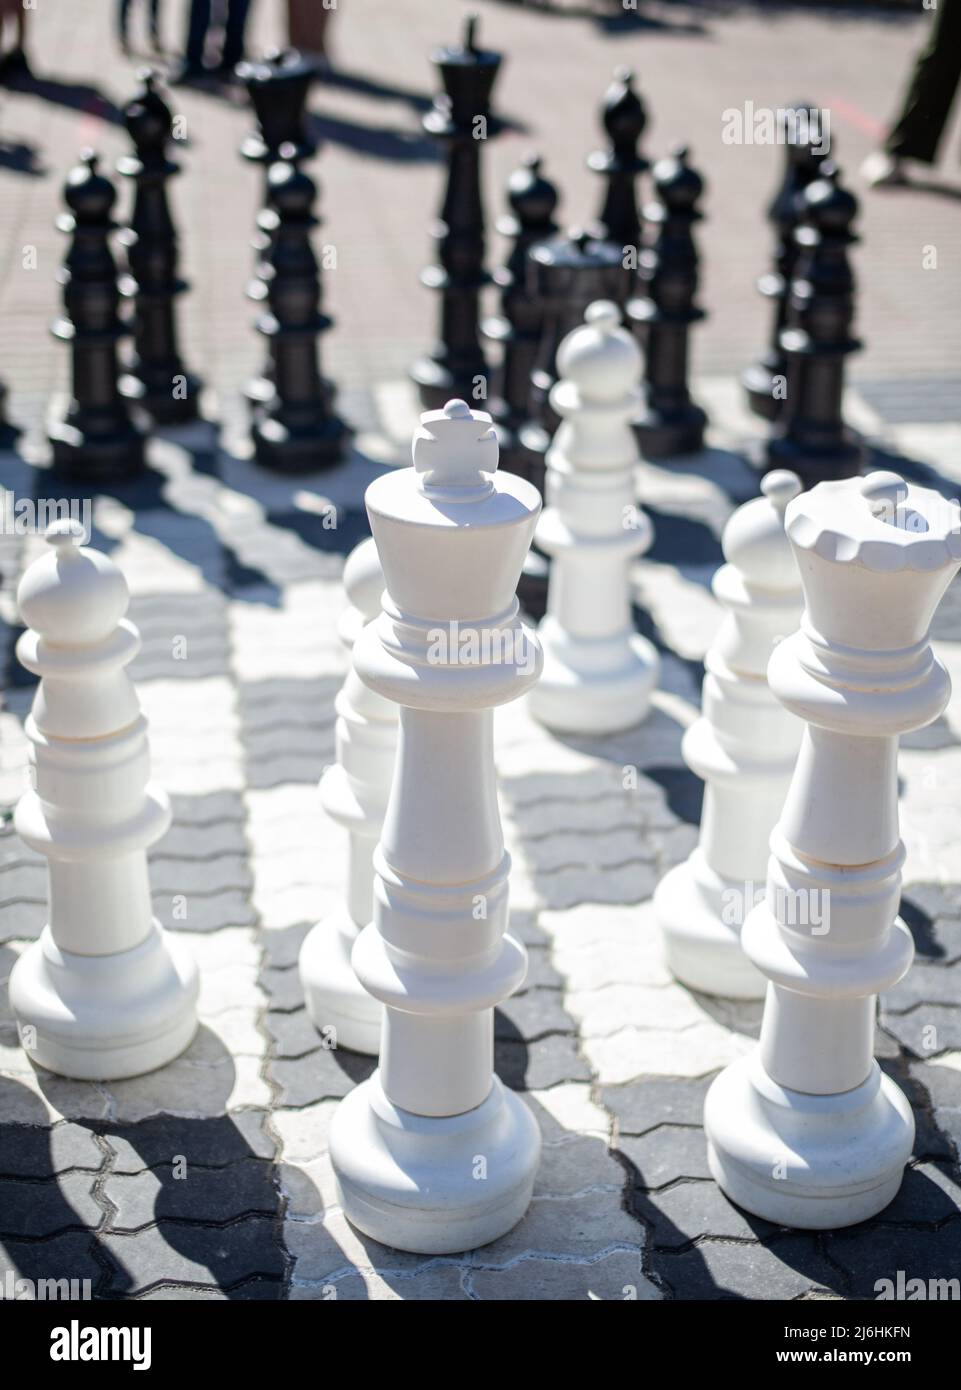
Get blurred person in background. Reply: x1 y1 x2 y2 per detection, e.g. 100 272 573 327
287 0 334 65
863 0 961 186
0 0 30 82
118 0 164 56
171 0 255 84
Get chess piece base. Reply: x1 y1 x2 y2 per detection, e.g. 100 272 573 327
252 414 349 473
9 921 199 1081
529 617 659 734
765 430 862 490
48 413 146 483
741 361 784 423
704 1052 914 1230
331 1072 541 1254
634 403 707 460
655 850 767 1000
120 370 203 427
298 907 382 1057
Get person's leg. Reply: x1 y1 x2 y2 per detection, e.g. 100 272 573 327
220 0 253 71
885 0 961 165
182 0 212 70
117 0 132 47
150 0 162 45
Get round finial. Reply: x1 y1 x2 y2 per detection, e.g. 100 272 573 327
861 471 908 520
64 150 116 220
762 470 803 515
507 152 558 229
803 164 858 237
555 299 640 404
412 401 499 493
653 147 703 212
17 522 130 647
723 471 802 590
601 67 646 152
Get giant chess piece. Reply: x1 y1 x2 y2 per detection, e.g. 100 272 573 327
250 159 348 471
117 70 202 426
706 472 961 1227
49 152 147 482
630 147 708 460
483 153 559 482
410 16 502 410
9 521 199 1079
742 101 828 421
655 471 803 999
528 302 659 734
588 68 648 257
766 164 863 490
0 378 19 447
298 537 396 1056
330 399 542 1253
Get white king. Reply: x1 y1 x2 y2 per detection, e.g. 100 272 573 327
298 537 396 1055
528 300 659 733
705 473 961 1227
656 470 803 998
10 521 198 1079
329 400 543 1253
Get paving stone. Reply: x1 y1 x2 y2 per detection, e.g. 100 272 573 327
260 923 311 970
618 1126 712 1190
494 990 573 1042
654 1234 843 1300
0 1170 104 1237
825 1217 961 1299
495 1034 592 1092
261 967 308 1013
139 1277 284 1300
883 961 961 1012
469 1251 661 1302
634 1178 782 1249
468 1189 644 1264
268 1049 375 1109
0 1121 103 1177
0 1231 106 1296
291 1264 470 1300
272 1101 339 1165
535 1135 625 1199
603 1075 715 1134
883 1005 961 1058
284 1209 436 1282
153 889 258 932
104 1112 275 1174
101 1216 286 1295
105 1158 279 1230
265 1007 326 1059
875 1162 961 1225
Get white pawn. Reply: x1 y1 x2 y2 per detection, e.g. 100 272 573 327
656 470 804 999
298 537 396 1055
9 520 198 1080
528 300 659 734
706 472 961 1228
330 400 543 1254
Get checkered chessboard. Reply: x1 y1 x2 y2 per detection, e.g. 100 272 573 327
1 375 960 1300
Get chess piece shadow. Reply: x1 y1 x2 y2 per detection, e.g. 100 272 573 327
316 65 434 112
2 70 124 123
897 891 945 962
0 136 44 175
306 109 440 164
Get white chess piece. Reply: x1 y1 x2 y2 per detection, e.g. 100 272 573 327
298 537 395 1055
528 300 659 734
9 520 198 1080
329 399 543 1254
655 470 803 999
705 472 961 1228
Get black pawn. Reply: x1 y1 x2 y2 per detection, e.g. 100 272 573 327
631 147 708 460
49 152 146 482
250 160 348 472
411 15 502 410
483 153 559 480
766 164 863 489
743 101 829 421
117 71 202 426
588 68 648 254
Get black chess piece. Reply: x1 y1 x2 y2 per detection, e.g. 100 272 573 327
631 147 708 460
766 164 863 489
514 228 630 617
410 15 502 410
117 70 202 426
49 152 147 482
483 153 559 481
742 101 829 422
250 159 349 472
588 68 648 256
0 379 19 447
